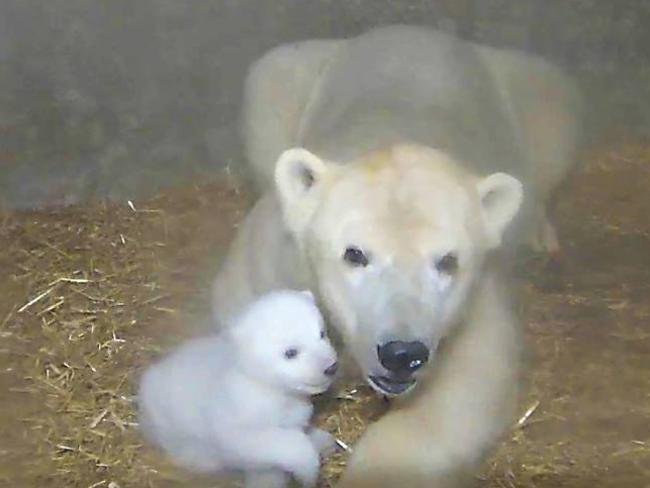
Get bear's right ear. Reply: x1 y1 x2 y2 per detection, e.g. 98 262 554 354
274 147 330 234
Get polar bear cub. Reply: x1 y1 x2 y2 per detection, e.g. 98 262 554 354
137 289 339 488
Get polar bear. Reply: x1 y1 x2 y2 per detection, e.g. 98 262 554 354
241 28 581 256
138 290 338 488
211 25 581 488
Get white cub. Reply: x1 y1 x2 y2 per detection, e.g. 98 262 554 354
137 289 339 488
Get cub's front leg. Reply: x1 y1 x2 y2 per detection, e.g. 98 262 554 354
228 428 321 487
244 469 288 488
306 427 338 459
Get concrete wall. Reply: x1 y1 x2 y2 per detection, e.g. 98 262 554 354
1 0 648 209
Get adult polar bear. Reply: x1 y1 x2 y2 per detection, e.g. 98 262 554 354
212 25 580 488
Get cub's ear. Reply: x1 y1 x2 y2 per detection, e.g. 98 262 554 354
274 147 331 234
477 172 523 249
299 290 315 302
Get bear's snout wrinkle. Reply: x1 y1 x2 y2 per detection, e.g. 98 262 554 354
376 340 430 377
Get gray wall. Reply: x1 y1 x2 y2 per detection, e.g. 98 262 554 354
1 0 648 209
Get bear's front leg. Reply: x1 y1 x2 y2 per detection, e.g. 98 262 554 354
337 273 521 488
335 409 468 488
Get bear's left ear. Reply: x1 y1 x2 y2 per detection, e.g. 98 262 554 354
476 172 524 249
275 147 331 234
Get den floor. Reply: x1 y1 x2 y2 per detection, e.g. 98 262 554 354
1 137 649 488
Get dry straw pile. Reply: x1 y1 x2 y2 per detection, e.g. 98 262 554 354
2 139 650 487
0 180 385 488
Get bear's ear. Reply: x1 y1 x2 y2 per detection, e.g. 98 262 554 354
275 148 328 199
476 172 523 249
274 147 330 234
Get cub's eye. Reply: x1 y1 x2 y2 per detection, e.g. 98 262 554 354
284 348 299 360
320 329 326 340
435 253 459 274
343 246 369 267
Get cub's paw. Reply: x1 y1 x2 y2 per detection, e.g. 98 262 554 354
289 444 320 487
244 469 288 488
307 428 337 458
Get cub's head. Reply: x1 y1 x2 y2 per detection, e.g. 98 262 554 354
230 289 338 396
275 144 523 396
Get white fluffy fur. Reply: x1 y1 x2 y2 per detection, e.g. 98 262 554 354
138 290 338 487
212 25 581 488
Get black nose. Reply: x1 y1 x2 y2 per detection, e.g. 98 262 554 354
377 341 429 376
324 362 338 377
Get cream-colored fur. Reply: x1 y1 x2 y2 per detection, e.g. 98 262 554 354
241 27 580 254
241 39 343 190
336 271 520 488
213 145 523 488
475 44 582 253
213 25 580 488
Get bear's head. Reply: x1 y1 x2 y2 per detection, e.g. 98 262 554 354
274 144 523 396
229 289 338 396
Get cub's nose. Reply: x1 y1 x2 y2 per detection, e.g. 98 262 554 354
377 341 429 376
324 362 338 377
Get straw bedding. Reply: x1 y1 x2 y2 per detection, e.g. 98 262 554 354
1 139 649 487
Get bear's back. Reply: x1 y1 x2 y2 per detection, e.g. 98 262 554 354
298 25 527 184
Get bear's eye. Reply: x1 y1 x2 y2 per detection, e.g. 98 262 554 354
320 329 326 340
435 253 459 274
343 246 369 267
284 348 299 360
